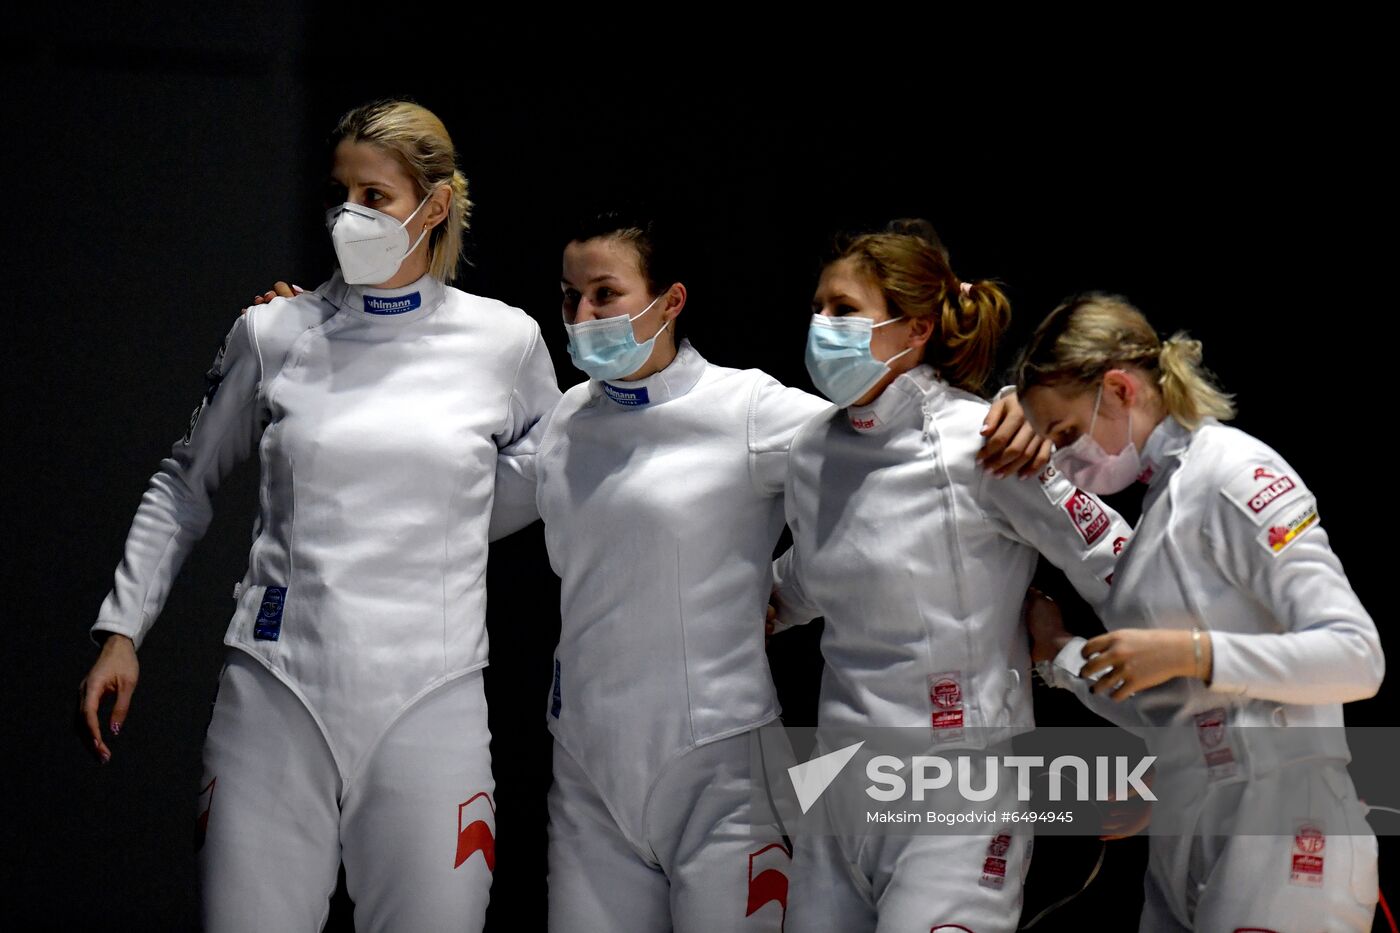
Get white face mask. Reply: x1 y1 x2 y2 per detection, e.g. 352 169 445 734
325 193 433 285
1050 384 1141 494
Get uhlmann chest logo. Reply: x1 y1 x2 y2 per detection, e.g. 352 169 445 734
364 292 422 315
788 741 1156 815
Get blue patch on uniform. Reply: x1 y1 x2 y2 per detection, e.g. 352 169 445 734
550 659 562 718
254 586 286 641
602 383 650 407
364 292 421 315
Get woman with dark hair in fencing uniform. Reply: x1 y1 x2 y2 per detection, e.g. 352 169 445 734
78 100 560 932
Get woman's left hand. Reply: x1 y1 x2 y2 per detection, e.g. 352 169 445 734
979 392 1053 478
1079 628 1211 701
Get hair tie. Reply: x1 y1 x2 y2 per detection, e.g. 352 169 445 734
959 281 973 296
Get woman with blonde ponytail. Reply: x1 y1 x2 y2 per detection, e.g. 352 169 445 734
1018 293 1381 931
768 223 1135 931
76 99 561 931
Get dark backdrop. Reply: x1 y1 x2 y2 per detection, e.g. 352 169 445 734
6 7 1394 931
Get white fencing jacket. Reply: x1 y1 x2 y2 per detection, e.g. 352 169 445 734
494 341 830 840
93 272 561 776
1042 416 1383 783
772 366 1131 743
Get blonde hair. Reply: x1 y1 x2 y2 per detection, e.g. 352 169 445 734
833 219 1010 395
333 100 472 283
1016 293 1235 427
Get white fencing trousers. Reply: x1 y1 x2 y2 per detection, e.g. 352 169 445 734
1137 762 1377 933
785 820 1030 933
197 650 496 932
547 730 792 933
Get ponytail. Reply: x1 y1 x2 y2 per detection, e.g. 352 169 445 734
937 279 1011 395
832 220 1010 395
1016 293 1234 428
1158 332 1235 425
332 99 472 284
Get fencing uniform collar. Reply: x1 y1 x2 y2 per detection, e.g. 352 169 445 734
1138 415 1195 487
846 364 937 434
596 339 705 410
322 270 445 322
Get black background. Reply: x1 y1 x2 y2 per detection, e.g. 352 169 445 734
6 6 1395 931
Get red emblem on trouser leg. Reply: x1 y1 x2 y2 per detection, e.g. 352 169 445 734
455 792 496 872
195 777 216 852
746 842 792 927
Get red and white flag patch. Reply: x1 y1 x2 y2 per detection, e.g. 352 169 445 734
455 792 497 872
746 842 792 923
195 776 216 851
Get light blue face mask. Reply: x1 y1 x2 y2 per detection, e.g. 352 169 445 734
805 314 914 407
564 293 669 381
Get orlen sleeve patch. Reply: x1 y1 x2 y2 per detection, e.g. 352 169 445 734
1222 465 1308 525
1064 491 1110 546
1258 496 1319 557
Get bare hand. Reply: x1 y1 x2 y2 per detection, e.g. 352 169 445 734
1079 629 1209 701
979 393 1053 478
765 602 778 639
248 281 301 310
78 634 139 763
1023 588 1071 664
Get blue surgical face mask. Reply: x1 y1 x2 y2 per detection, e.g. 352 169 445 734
805 314 914 407
564 293 669 381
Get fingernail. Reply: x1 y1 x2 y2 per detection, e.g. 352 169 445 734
110 722 122 736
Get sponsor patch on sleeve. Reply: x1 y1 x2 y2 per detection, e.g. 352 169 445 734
1258 496 1320 557
1221 464 1309 525
1064 491 1110 546
1035 463 1073 507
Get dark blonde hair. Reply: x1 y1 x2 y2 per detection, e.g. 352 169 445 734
832 219 1010 395
333 100 472 283
1016 293 1235 427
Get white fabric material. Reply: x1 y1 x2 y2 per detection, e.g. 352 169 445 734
1042 417 1383 756
773 366 1130 737
93 271 561 782
1039 416 1380 931
498 340 831 849
547 734 791 933
1134 762 1376 932
199 652 496 933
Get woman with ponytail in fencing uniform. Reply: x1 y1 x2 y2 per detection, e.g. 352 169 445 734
77 100 560 932
486 208 1049 931
1018 293 1381 932
767 222 1134 932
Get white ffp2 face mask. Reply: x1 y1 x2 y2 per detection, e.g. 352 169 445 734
1050 384 1142 494
325 194 433 285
